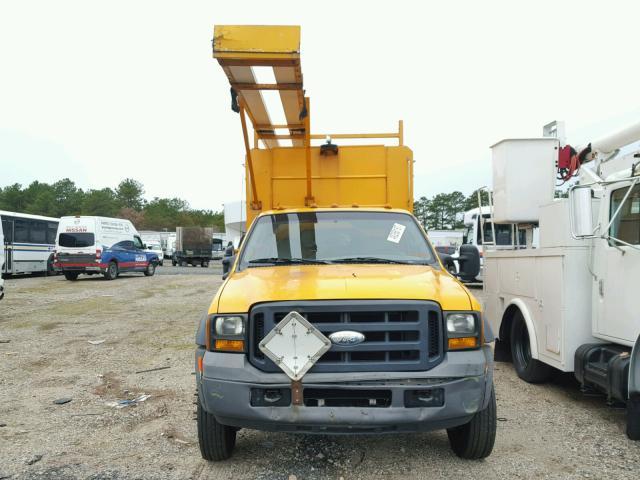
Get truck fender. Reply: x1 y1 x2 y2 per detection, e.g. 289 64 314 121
507 298 540 361
195 312 208 346
630 333 640 398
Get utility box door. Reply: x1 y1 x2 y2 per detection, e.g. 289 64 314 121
491 138 558 223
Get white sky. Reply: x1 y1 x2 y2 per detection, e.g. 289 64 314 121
2 0 640 211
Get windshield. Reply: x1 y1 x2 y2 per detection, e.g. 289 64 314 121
239 211 436 268
148 243 161 249
59 232 95 248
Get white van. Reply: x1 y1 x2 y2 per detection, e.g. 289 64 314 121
54 216 160 281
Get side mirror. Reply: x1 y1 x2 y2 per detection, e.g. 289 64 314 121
222 255 235 280
142 244 147 250
569 185 595 238
458 245 480 282
437 252 457 275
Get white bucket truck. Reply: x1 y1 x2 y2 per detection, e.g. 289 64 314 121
483 121 640 439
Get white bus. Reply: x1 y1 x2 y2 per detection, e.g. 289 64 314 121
0 211 59 275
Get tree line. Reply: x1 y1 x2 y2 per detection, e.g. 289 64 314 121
413 189 490 230
0 178 224 231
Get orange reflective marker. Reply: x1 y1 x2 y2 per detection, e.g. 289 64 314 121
214 339 245 352
448 337 478 350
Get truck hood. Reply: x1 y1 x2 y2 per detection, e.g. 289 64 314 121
214 264 477 313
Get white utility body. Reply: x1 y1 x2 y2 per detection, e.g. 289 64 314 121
483 120 640 440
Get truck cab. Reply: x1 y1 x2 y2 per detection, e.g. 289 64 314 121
195 25 495 461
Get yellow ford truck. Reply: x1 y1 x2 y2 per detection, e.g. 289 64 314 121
195 25 494 461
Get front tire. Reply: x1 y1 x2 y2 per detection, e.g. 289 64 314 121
64 272 79 281
197 398 236 461
628 395 640 440
510 311 553 383
103 262 118 281
144 262 156 277
447 384 497 459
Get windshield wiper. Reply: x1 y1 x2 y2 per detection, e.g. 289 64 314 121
328 256 421 265
247 257 331 266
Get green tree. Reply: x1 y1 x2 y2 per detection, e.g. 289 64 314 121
116 178 145 210
52 178 84 217
0 183 28 212
82 188 119 216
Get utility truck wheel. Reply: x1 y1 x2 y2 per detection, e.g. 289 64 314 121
144 262 156 277
447 384 497 459
197 398 236 461
103 262 118 281
202 261 209 268
180 261 188 267
628 395 640 440
64 272 79 281
172 259 177 266
510 311 553 383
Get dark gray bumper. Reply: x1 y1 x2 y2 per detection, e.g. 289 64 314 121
196 346 493 434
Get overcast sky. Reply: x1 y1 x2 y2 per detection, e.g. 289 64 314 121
2 0 640 211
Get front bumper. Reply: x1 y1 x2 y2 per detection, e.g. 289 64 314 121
196 346 493 434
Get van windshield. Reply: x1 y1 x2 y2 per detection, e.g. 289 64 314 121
59 233 95 248
239 211 436 268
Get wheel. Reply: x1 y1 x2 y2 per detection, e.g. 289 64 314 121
103 262 119 281
202 261 209 268
46 255 56 276
172 259 177 266
144 262 156 277
159 260 164 266
64 272 79 281
180 260 188 267
447 384 497 459
628 395 640 440
197 397 236 461
510 311 553 383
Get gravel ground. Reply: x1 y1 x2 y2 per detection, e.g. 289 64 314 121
0 274 638 479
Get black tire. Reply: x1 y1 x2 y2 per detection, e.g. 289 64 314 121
180 261 188 267
447 384 497 459
103 262 118 281
197 398 236 461
628 395 640 440
510 311 553 383
202 261 209 268
159 260 164 266
172 259 177 266
144 262 156 277
46 255 56 276
64 272 79 281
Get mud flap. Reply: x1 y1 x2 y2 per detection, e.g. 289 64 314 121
628 334 640 440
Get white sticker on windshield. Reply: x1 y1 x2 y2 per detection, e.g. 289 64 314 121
387 223 406 243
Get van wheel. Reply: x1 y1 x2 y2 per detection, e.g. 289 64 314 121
197 397 236 461
172 258 177 266
144 262 156 277
447 384 497 459
103 262 118 281
628 395 640 440
64 272 79 281
46 255 56 276
510 311 553 383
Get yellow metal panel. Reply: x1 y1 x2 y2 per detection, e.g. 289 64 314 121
245 145 413 226
213 264 475 313
213 25 300 55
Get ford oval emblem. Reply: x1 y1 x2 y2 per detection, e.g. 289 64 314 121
329 330 365 346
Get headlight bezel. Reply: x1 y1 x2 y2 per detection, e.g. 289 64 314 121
207 313 248 353
444 311 482 351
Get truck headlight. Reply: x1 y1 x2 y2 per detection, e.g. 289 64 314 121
207 314 247 352
215 316 245 336
445 312 480 350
